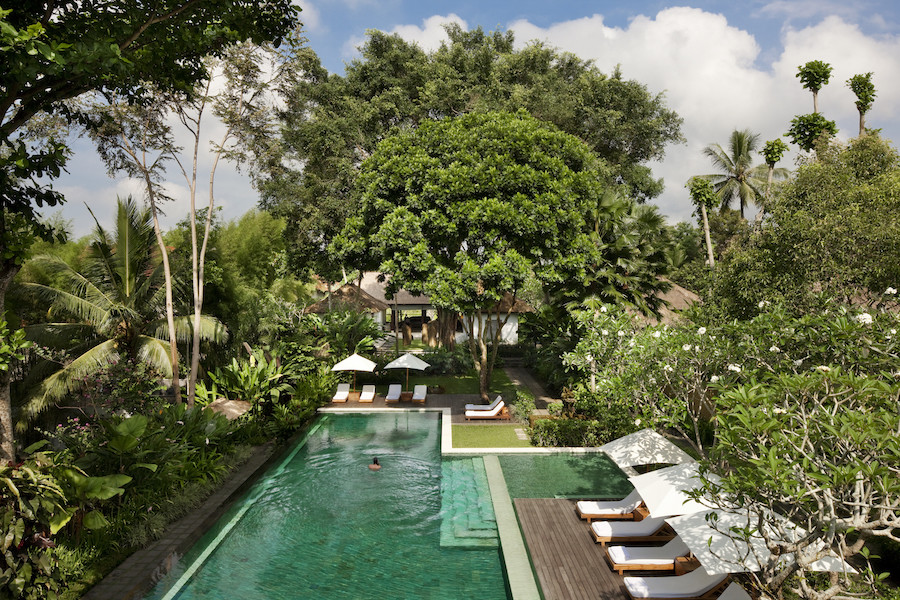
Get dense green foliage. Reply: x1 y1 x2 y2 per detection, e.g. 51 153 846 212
712 134 900 318
260 26 682 279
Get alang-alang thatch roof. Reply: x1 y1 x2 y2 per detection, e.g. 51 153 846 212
304 284 389 314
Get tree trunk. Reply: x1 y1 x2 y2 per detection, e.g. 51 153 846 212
700 204 715 267
813 90 819 114
435 307 456 349
0 260 19 462
859 111 865 137
146 194 181 404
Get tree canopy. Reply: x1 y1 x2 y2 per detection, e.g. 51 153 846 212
260 26 683 279
337 111 637 397
713 134 900 317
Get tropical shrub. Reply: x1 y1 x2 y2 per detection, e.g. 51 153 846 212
0 448 71 599
320 310 384 357
421 346 473 375
207 349 296 416
65 360 163 417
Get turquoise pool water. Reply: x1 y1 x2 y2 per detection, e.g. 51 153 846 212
499 453 633 499
145 413 509 600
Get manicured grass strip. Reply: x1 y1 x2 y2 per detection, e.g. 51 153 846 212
452 424 534 448
408 369 520 398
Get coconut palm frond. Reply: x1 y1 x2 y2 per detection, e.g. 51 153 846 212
21 282 110 326
19 340 120 426
150 315 228 344
24 323 99 348
134 335 174 377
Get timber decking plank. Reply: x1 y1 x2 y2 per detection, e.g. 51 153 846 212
515 498 629 600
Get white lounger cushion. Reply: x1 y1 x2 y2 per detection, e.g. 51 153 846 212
608 537 690 566
576 489 642 516
591 516 668 538
624 568 728 599
717 583 752 600
465 395 502 411
360 385 376 401
465 400 505 418
333 383 350 400
412 385 427 400
385 384 401 400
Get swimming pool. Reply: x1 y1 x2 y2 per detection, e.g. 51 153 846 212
499 453 633 499
144 412 509 600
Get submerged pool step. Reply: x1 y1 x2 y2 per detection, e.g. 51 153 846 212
440 458 499 548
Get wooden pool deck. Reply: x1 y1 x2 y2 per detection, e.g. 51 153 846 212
514 498 629 600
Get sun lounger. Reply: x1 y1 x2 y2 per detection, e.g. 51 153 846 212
623 567 729 600
465 400 509 420
606 536 692 575
385 384 402 403
332 383 350 402
465 395 502 411
576 489 644 522
590 516 675 546
359 384 376 402
412 385 427 403
716 583 752 600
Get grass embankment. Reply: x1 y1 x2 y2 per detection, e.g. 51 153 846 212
451 424 534 448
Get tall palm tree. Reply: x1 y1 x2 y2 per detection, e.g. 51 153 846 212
20 197 226 422
702 129 770 220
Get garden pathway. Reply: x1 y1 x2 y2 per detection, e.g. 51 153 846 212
502 366 554 414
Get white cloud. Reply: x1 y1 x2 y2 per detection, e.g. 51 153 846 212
390 14 467 52
296 0 322 33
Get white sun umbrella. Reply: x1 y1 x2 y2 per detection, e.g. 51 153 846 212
601 428 695 469
667 508 857 575
331 353 377 391
629 462 720 518
383 352 430 391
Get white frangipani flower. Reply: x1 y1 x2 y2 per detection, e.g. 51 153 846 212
856 312 873 325
652 331 661 338
682 344 692 352
709 375 720 384
727 364 741 373
886 287 897 295
697 327 707 335
769 346 781 353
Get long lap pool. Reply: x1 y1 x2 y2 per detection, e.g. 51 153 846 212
145 412 509 600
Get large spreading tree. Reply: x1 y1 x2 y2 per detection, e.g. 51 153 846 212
0 1 299 461
337 111 662 399
258 26 683 282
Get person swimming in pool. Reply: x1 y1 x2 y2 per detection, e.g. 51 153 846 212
368 457 381 471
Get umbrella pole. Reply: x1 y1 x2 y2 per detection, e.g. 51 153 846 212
406 368 409 391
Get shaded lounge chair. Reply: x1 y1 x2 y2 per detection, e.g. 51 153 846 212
465 395 502 411
465 400 509 420
332 383 350 403
716 583 752 600
606 536 693 575
576 489 644 522
623 567 729 600
412 385 427 403
359 384 376 402
385 384 402 403
590 516 675 546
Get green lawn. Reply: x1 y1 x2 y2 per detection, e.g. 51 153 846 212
407 368 520 398
451 424 534 448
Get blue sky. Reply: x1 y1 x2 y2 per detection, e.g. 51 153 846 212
51 1 900 237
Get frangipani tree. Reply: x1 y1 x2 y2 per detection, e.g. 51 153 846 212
20 198 226 422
